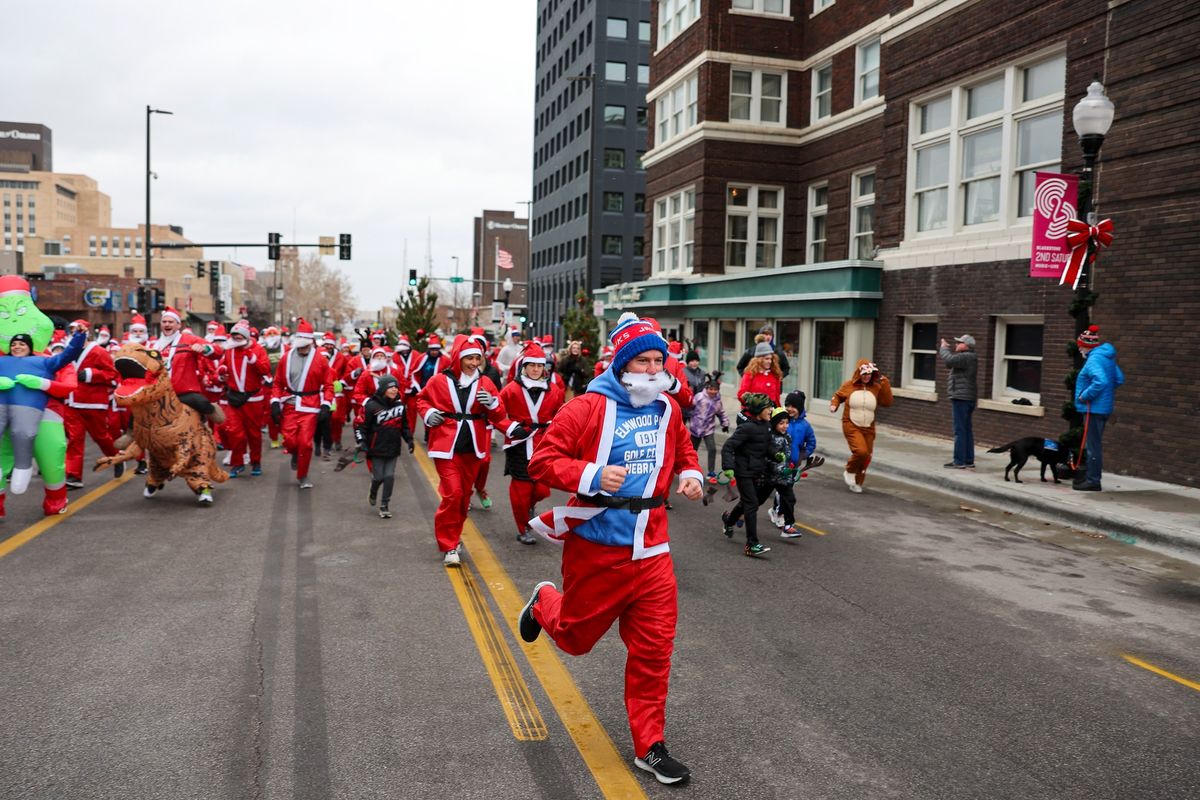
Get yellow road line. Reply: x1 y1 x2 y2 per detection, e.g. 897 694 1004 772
414 447 648 800
445 556 549 741
1121 653 1200 693
791 520 828 536
0 472 134 560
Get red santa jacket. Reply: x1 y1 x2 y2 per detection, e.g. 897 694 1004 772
67 342 117 409
416 337 520 460
665 355 694 409
526 376 702 560
392 349 415 384
270 347 335 413
353 365 405 421
322 349 350 396
408 350 450 394
153 331 217 396
46 361 78 419
498 377 565 460
221 342 272 402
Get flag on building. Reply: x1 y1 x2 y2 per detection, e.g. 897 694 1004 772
240 264 257 282
497 248 514 270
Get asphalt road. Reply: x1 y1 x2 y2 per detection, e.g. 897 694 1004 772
1 440 1198 799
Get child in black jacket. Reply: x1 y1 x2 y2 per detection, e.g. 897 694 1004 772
719 392 775 557
356 375 414 518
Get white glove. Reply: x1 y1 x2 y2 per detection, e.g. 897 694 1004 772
426 409 446 427
476 390 494 407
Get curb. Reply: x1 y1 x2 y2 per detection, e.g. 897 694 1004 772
867 459 1200 556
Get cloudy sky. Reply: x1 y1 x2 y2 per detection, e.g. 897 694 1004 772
2 0 535 311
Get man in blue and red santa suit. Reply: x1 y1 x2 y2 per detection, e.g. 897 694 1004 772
517 312 703 786
416 334 526 566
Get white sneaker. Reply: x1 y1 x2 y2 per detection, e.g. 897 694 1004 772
843 470 856 489
848 482 863 494
222 452 232 466
443 548 461 567
767 508 783 528
9 467 32 495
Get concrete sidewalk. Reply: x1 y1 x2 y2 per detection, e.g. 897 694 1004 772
795 408 1200 558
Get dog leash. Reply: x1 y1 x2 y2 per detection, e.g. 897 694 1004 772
1070 404 1091 472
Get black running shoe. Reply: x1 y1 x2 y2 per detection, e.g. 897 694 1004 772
135 461 148 475
720 511 735 538
378 504 392 519
113 461 125 479
518 581 555 643
369 484 378 507
634 741 691 785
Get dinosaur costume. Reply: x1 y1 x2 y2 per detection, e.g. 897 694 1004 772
94 343 227 504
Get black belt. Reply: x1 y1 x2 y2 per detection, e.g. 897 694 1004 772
530 422 550 430
447 412 485 420
289 389 321 397
576 494 665 512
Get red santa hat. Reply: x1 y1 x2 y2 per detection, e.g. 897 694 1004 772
0 275 32 297
262 325 279 337
281 326 291 336
370 346 390 361
667 340 684 358
206 320 219 332
445 334 484 378
230 319 252 339
212 324 228 342
292 317 316 342
71 318 90 331
49 329 67 351
320 331 336 347
426 334 442 350
129 313 148 331
371 329 386 341
99 325 110 335
1077 324 1103 349
161 306 182 324
250 327 259 339
540 334 554 345
397 334 412 351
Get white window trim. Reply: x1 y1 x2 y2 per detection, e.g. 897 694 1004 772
655 70 700 147
850 169 875 260
903 315 938 391
811 0 835 17
806 183 828 264
657 0 701 52
904 51 1065 244
653 186 696 276
729 68 788 127
855 38 880 106
725 184 784 271
993 314 1044 405
730 0 792 19
811 61 833 122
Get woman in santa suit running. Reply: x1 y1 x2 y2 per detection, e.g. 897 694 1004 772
498 341 565 545
516 313 703 786
416 334 526 566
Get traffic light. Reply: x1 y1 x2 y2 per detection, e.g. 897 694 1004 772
519 315 527 324
408 269 417 286
196 261 206 278
268 232 281 261
209 261 220 295
153 288 165 310
136 287 148 311
215 299 226 316
338 233 351 261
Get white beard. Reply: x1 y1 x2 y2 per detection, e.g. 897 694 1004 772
264 336 280 349
457 370 478 388
97 334 111 346
522 377 548 390
370 360 389 372
620 371 671 408
130 331 148 344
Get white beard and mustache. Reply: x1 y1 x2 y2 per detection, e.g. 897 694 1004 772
620 371 671 407
264 336 281 349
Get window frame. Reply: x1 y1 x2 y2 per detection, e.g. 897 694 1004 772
653 186 697 276
729 68 787 127
902 315 939 391
850 169 876 260
725 184 784 270
993 314 1045 405
811 62 833 121
855 38 880 105
905 51 1066 241
605 61 627 82
655 70 699 146
658 0 701 49
806 183 828 264
606 17 628 39
731 0 791 16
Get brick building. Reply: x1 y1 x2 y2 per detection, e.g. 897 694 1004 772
598 0 1200 486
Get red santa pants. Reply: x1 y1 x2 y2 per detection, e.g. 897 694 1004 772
533 536 677 755
433 455 483 552
509 478 550 534
475 457 491 494
282 409 319 479
224 401 265 467
64 406 118 478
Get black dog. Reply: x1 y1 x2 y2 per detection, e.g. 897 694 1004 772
987 437 1072 483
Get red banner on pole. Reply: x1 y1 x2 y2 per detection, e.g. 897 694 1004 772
1029 172 1078 279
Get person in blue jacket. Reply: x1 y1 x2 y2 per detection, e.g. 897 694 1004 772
1073 325 1124 492
768 389 820 529
0 330 85 493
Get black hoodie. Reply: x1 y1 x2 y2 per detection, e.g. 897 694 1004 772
358 387 414 458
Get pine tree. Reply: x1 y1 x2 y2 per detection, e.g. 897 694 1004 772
394 277 441 353
561 287 601 357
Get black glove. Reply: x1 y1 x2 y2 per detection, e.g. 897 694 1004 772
270 403 282 425
721 426 729 433
408 442 415 454
511 424 531 440
354 427 364 447
318 406 331 424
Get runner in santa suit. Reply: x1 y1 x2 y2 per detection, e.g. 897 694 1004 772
204 325 229 446
63 319 121 489
594 345 614 378
416 334 526 566
409 335 450 442
498 341 565 545
152 307 224 424
353 347 405 423
390 334 418 433
270 318 335 489
517 313 703 786
120 314 151 471
495 327 523 383
316 332 349 458
220 320 272 478
260 326 285 448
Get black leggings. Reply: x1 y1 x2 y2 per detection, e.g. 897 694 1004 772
371 457 397 505
725 477 769 546
773 484 796 526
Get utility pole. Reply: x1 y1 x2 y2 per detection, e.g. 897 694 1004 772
144 106 173 280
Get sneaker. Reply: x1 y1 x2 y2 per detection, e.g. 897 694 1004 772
321 452 332 462
518 581 556 642
143 484 162 498
250 464 262 477
780 526 803 539
270 438 281 449
848 482 863 494
378 505 392 519
65 476 84 490
228 466 244 479
843 470 856 488
197 488 214 505
517 530 537 545
943 462 966 469
1072 482 1102 492
634 741 691 786
744 543 770 557
478 490 492 510
720 512 735 539
963 463 976 469
298 478 313 489
706 471 717 484
113 461 125 479
443 548 461 567
135 461 148 475
767 507 783 528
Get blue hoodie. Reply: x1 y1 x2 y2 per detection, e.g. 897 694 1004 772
1075 342 1123 415
787 410 816 465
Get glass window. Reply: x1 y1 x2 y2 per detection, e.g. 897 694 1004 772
813 63 832 120
857 39 880 103
634 193 645 213
605 61 627 81
604 104 626 124
851 170 876 259
606 17 627 38
814 320 844 399
808 184 828 262
719 320 739 379
1023 54 1065 102
995 318 1044 402
915 143 949 231
727 185 784 269
1016 111 1062 216
967 77 1004 119
905 318 939 386
639 21 651 42
920 95 951 133
633 236 645 256
730 71 753 121
603 192 624 212
659 0 700 47
961 126 1002 225
638 64 650 84
637 106 648 126
732 0 789 13
602 235 623 255
604 148 625 168
653 187 696 275
656 71 699 145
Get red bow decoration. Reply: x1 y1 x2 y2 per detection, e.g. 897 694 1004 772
1060 218 1114 290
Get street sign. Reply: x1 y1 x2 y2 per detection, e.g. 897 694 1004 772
593 300 605 318
319 236 335 256
449 276 464 283
490 302 504 324
137 278 161 287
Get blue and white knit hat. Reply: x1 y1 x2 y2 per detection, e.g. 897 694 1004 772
608 312 667 373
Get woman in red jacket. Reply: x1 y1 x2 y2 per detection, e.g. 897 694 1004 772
736 341 783 406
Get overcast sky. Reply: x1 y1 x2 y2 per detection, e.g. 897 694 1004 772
2 0 535 311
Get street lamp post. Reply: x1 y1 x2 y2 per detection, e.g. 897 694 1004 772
145 106 173 281
1069 80 1115 364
